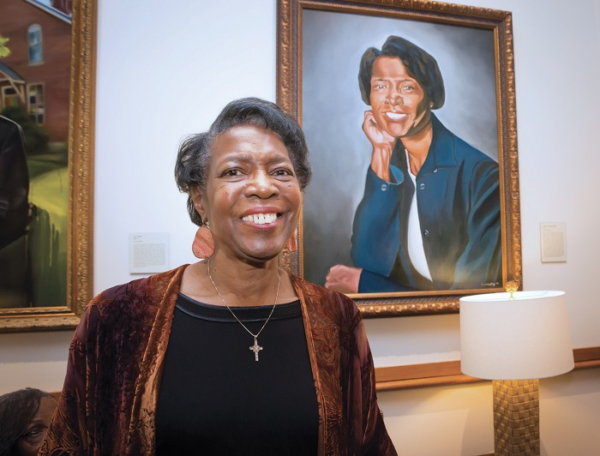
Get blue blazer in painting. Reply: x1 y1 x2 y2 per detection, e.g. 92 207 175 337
351 114 501 293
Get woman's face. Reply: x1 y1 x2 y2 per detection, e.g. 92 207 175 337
16 396 57 456
369 56 431 138
195 125 301 264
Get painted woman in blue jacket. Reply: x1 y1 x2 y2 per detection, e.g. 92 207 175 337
325 36 501 293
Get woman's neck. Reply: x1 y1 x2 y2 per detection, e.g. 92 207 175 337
180 253 297 307
401 122 433 176
206 256 282 306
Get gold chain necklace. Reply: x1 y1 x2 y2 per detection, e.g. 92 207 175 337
206 260 280 362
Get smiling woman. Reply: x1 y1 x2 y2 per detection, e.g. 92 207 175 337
190 124 303 265
42 98 397 455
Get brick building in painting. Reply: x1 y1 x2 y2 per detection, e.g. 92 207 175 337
0 0 71 142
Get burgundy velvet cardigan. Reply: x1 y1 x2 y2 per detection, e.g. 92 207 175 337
41 265 397 455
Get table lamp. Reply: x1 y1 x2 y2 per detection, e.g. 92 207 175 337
460 289 574 456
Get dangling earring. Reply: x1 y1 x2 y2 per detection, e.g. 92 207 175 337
286 229 298 253
192 221 215 259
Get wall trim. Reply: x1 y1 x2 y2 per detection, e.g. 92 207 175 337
375 347 600 391
50 347 600 396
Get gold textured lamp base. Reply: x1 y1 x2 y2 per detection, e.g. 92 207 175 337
493 380 540 456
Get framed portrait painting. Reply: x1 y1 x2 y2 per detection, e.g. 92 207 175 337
0 0 95 331
277 0 522 317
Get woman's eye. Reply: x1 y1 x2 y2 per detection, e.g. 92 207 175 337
373 83 387 90
22 425 48 445
222 169 242 177
401 84 415 93
273 168 293 177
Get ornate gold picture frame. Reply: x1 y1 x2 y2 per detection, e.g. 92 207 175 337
0 0 95 331
277 0 521 317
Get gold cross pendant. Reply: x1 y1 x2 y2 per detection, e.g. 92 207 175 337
249 336 263 361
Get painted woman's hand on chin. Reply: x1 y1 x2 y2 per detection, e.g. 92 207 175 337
325 264 362 294
363 110 395 182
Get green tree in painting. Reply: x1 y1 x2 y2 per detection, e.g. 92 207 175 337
0 35 10 58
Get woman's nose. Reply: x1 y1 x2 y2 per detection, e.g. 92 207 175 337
387 88 404 105
245 171 278 198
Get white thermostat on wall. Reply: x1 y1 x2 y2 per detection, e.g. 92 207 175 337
129 232 170 274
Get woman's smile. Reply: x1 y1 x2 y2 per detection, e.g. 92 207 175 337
385 112 408 121
241 212 280 225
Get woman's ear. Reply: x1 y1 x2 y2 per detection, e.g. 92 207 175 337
191 187 207 222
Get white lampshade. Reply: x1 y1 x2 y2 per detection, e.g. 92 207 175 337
460 291 574 380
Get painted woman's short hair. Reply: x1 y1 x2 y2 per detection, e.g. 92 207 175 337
358 35 445 109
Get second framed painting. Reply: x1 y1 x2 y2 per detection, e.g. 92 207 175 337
277 0 522 317
0 0 95 331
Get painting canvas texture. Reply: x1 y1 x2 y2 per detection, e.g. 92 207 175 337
0 0 72 308
302 9 500 294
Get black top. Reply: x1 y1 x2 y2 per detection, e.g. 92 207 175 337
155 294 319 455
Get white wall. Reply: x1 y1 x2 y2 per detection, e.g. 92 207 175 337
1 0 600 454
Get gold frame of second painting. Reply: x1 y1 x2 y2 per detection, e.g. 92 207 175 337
0 0 96 332
277 0 521 318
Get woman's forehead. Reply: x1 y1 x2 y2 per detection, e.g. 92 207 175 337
211 125 291 161
371 56 413 79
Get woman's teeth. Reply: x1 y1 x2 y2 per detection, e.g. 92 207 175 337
386 112 407 120
242 213 278 225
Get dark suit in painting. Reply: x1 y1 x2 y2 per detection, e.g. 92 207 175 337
351 114 501 292
0 116 29 250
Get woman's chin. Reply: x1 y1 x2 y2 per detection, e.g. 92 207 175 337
238 244 285 265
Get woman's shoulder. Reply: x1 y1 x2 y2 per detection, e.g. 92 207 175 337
91 265 187 310
289 273 361 323
74 265 188 343
432 114 498 167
